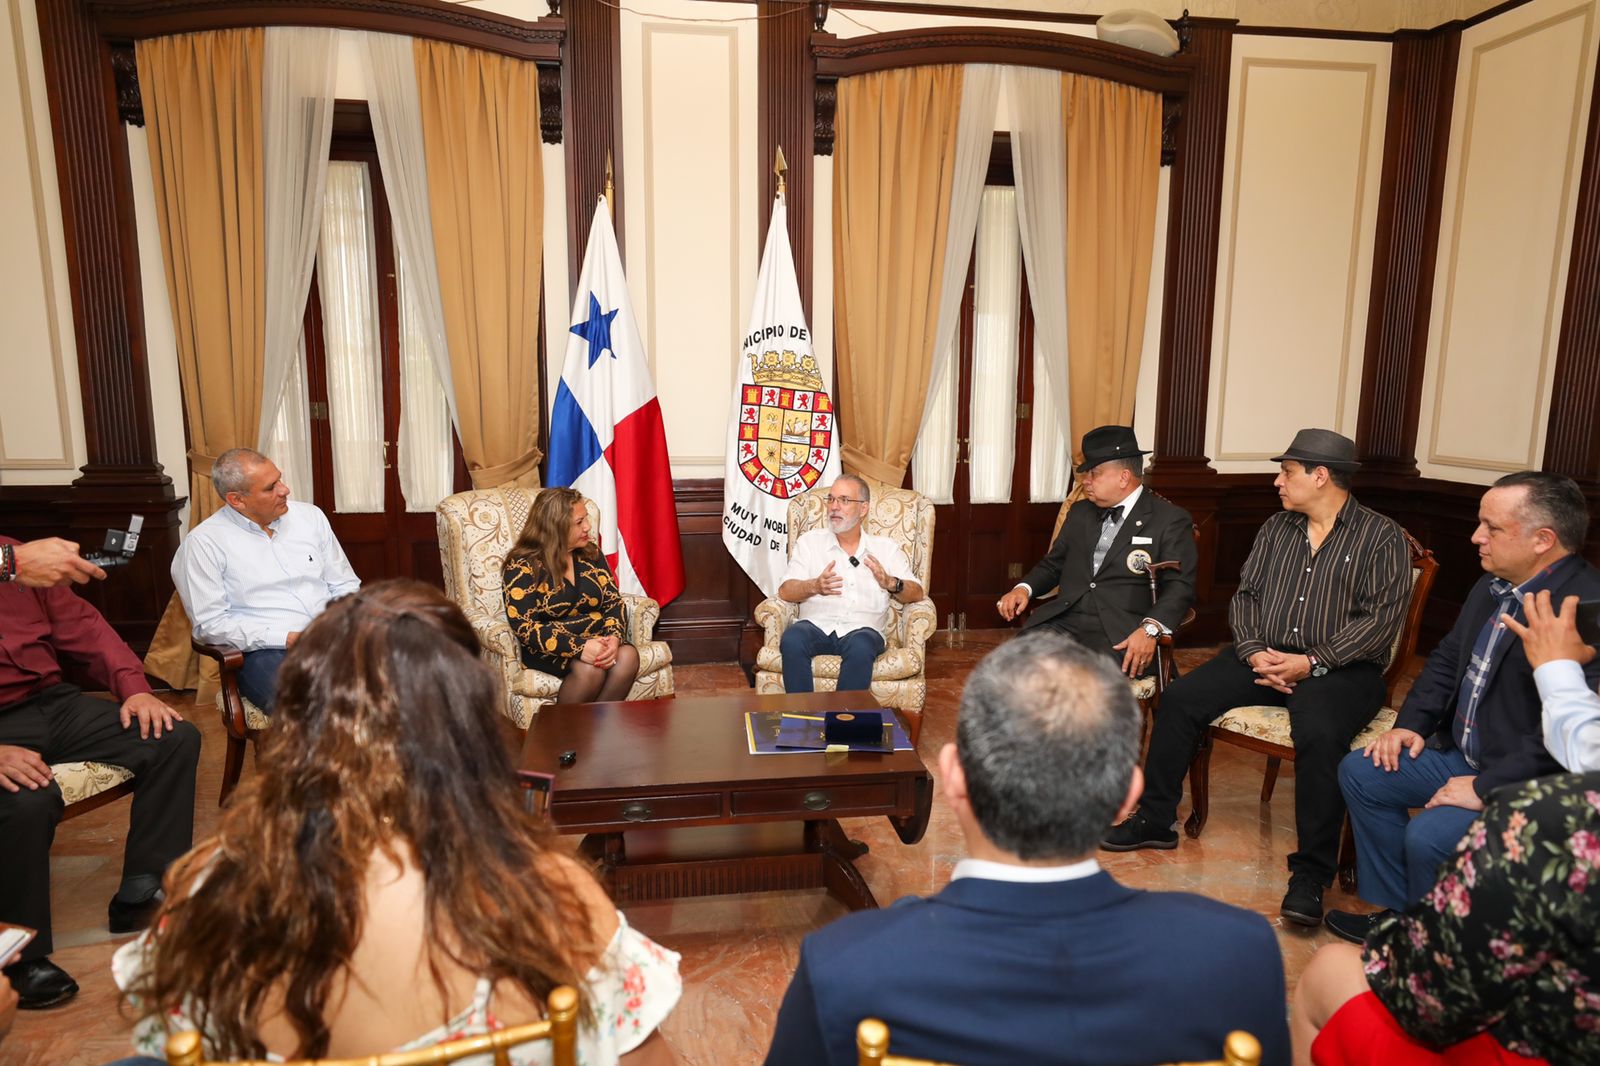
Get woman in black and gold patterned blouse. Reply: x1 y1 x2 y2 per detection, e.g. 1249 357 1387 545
503 487 638 703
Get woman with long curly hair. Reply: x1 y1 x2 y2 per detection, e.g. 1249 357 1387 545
114 580 679 1064
503 488 640 703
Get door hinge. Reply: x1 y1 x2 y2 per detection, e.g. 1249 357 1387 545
1008 562 1023 580
1015 402 1030 420
309 401 329 421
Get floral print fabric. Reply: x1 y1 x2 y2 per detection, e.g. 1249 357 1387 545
1362 771 1600 1059
114 911 682 1065
503 553 625 676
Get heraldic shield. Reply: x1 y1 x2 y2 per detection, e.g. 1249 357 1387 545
735 349 835 500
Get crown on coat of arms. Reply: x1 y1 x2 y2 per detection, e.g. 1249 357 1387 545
748 349 822 392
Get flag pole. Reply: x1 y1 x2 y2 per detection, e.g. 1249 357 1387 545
604 150 615 219
774 145 788 203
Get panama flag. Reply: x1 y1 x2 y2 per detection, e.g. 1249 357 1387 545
547 200 685 605
722 196 841 596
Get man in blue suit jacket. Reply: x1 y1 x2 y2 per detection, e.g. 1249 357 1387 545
1328 471 1600 943
763 631 1290 1066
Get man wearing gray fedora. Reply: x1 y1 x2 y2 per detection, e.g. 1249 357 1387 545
1102 428 1412 928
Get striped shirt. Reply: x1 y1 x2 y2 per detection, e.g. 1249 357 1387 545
1229 495 1411 669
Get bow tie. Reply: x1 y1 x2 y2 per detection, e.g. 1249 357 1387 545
1098 505 1125 524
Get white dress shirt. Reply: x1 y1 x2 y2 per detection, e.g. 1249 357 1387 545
1535 658 1600 772
950 856 1101 883
173 500 361 651
785 528 917 638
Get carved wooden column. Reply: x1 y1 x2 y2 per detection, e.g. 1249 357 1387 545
1355 28 1460 479
563 0 624 281
1149 17 1233 480
1544 38 1600 493
758 0 815 319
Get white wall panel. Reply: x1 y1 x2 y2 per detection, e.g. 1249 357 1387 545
1418 0 1599 482
1207 35 1390 472
0 0 82 482
620 2 757 478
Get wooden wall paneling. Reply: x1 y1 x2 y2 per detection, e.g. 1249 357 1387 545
759 0 815 319
1147 17 1233 479
1544 27 1600 518
655 479 764 664
563 0 622 288
1354 27 1460 478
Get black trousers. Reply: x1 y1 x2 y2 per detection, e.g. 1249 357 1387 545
1138 646 1383 884
0 684 201 960
1032 605 1152 678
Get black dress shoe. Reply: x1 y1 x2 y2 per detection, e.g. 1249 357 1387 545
1100 812 1179 852
2 957 79 1009
1324 907 1394 945
109 888 165 935
1280 875 1325 927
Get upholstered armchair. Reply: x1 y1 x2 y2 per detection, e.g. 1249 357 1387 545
436 487 674 729
753 483 937 740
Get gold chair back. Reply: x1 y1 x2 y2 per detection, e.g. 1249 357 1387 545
165 985 579 1066
854 1019 1261 1066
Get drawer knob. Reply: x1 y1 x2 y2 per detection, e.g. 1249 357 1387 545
803 791 831 811
620 802 653 822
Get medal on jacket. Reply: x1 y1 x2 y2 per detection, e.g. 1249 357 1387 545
1126 548 1153 574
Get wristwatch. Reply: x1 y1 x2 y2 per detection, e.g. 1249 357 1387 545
1307 653 1329 678
1141 621 1161 639
889 577 905 596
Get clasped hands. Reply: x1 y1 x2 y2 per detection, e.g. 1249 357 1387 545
809 554 897 597
1248 648 1313 694
579 634 623 670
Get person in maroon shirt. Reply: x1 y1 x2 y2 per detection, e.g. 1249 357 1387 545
0 535 200 1010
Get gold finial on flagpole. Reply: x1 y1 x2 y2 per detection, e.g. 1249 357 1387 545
774 146 788 200
604 150 615 219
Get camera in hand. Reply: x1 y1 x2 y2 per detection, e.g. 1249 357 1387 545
82 514 144 569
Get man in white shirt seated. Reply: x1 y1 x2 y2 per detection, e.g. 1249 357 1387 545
1501 588 1600 771
776 475 923 694
172 448 361 712
762 631 1290 1066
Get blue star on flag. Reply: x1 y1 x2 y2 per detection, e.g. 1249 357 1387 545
570 293 619 368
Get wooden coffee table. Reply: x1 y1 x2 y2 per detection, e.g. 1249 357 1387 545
519 691 933 911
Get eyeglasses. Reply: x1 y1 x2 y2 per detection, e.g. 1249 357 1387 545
823 496 864 506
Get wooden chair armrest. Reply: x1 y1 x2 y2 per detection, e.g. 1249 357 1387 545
190 638 245 671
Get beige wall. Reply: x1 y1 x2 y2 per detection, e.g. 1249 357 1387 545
1418 0 1600 483
1207 34 1392 473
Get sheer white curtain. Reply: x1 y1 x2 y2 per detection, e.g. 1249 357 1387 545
362 31 457 434
968 187 1022 503
320 162 385 512
258 26 337 501
398 257 454 510
1009 66 1072 502
911 64 1000 504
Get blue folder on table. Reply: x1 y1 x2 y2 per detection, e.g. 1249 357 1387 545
744 709 912 755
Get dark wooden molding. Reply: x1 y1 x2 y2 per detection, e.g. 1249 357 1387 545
1148 18 1234 478
1354 27 1459 478
537 61 562 144
813 77 836 156
811 25 1195 91
1544 25 1600 488
759 0 815 318
109 41 142 126
563 0 623 289
88 0 565 61
655 479 763 665
827 0 1098 26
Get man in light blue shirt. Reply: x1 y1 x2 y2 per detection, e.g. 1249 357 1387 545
172 448 360 711
1501 588 1600 772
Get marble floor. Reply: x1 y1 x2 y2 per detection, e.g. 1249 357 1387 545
6 633 1408 1065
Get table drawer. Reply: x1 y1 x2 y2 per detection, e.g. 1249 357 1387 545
732 782 900 817
554 792 723 827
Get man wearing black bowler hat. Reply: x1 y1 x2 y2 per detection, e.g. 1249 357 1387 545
1102 428 1411 929
997 425 1196 679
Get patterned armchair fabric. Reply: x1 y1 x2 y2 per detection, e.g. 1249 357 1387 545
753 483 937 718
52 760 134 806
436 487 674 728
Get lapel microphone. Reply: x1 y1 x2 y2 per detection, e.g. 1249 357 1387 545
848 556 860 567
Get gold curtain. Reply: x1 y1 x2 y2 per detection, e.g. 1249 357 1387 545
1062 74 1161 461
137 29 266 692
833 65 964 485
413 39 544 489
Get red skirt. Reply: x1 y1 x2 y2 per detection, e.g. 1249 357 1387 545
1312 991 1548 1066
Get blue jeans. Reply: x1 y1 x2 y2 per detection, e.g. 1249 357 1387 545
1338 745 1482 911
780 621 884 694
237 649 287 712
